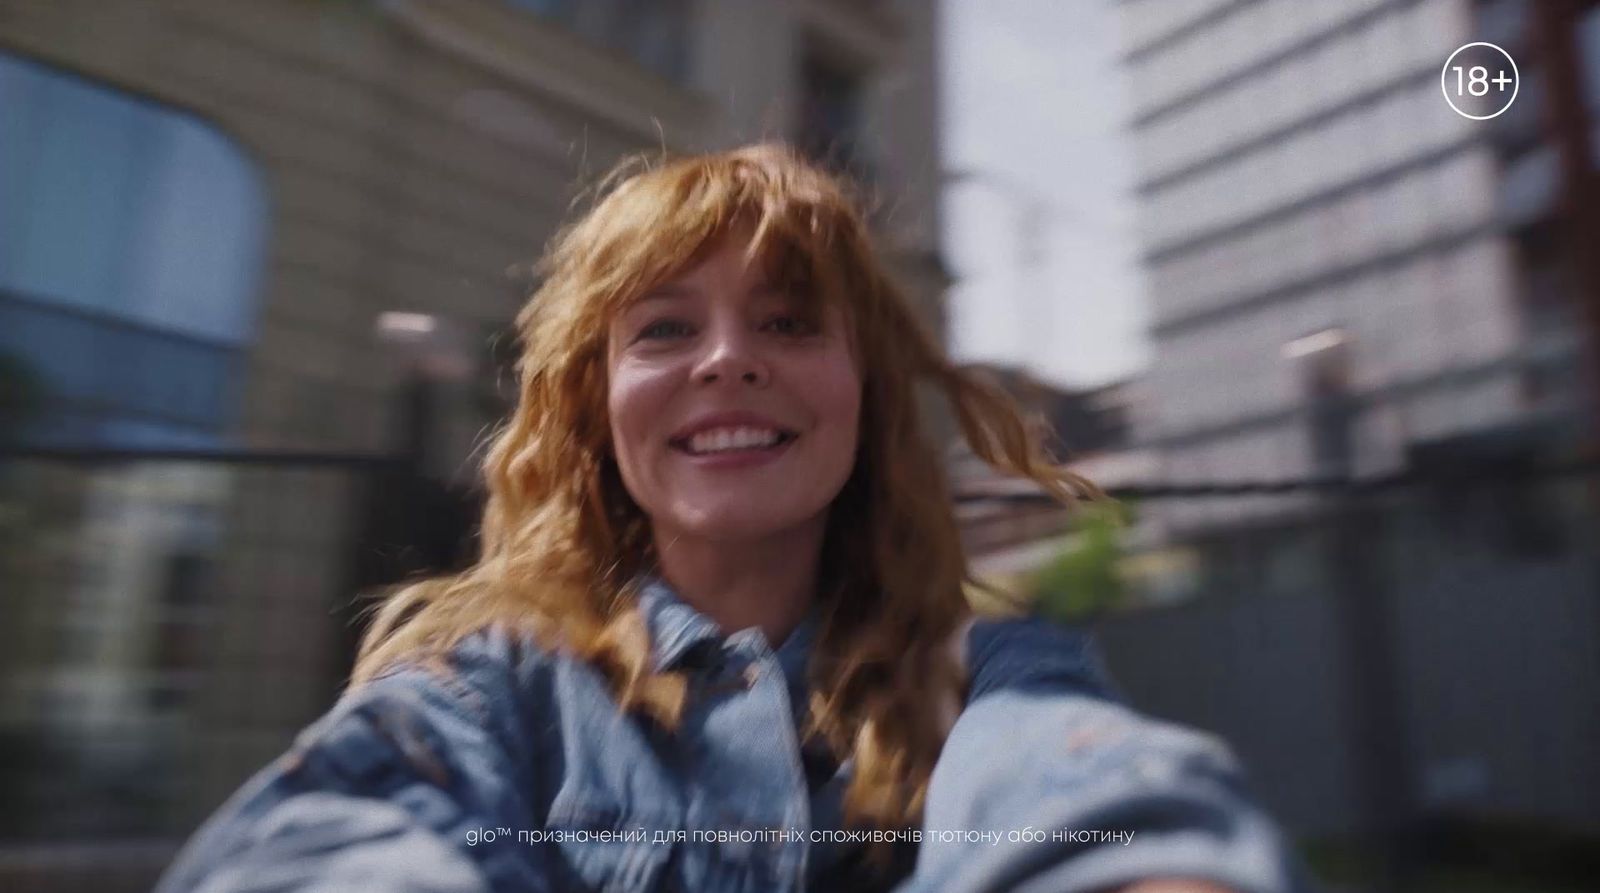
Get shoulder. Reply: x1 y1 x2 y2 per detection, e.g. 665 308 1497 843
963 614 1125 705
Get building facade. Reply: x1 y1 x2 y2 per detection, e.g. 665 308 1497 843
1116 0 1598 538
0 2 944 888
1105 0 1600 849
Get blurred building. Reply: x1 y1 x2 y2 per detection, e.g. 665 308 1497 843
1107 0 1600 853
1117 0 1600 538
0 1 944 887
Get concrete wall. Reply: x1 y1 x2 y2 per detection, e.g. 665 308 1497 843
1095 497 1600 840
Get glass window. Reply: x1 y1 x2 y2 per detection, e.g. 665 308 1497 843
1577 6 1600 113
0 52 265 447
506 0 577 19
619 0 691 81
505 0 691 82
796 44 869 180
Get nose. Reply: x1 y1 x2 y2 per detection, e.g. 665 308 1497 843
693 321 770 387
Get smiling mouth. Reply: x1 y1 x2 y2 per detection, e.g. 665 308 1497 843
669 428 799 456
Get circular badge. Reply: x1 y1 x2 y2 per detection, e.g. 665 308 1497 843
1441 42 1518 120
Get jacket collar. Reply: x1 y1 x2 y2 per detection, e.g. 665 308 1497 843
634 573 821 685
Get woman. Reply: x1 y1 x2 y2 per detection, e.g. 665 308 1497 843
156 145 1307 893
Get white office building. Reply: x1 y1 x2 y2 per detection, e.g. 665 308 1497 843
1116 0 1593 536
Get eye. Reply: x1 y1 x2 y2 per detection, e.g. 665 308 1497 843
637 318 692 340
763 314 817 337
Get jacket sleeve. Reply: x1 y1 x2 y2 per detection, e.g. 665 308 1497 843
896 617 1315 893
154 655 550 893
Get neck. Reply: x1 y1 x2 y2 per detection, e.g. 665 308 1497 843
649 515 827 648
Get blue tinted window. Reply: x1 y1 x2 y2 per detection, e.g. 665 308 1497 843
0 53 264 447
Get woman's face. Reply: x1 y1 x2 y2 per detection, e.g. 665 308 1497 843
606 232 862 544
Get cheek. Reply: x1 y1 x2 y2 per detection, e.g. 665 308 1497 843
607 362 672 481
798 352 863 452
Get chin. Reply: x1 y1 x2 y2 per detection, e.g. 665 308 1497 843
676 503 816 541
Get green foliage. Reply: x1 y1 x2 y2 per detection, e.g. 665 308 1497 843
1032 501 1128 624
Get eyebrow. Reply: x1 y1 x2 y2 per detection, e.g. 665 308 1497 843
618 288 690 326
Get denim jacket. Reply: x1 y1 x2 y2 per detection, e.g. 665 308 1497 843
155 576 1311 892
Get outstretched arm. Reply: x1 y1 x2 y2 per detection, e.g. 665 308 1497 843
898 617 1311 893
1121 882 1240 893
155 659 549 893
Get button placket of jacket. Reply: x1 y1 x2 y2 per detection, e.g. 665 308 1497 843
739 646 811 883
683 626 809 883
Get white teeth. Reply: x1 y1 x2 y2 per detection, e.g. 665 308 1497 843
685 426 784 454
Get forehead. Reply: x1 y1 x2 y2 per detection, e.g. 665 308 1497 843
620 236 807 308
600 216 860 349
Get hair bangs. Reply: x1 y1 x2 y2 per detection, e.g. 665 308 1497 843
563 146 865 330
